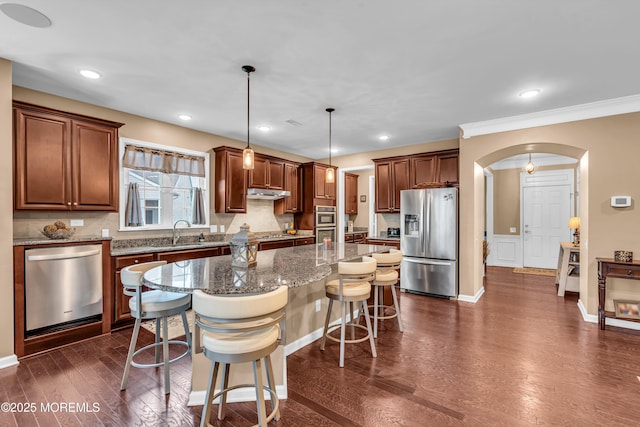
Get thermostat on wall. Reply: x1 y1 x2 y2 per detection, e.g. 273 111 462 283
611 196 631 208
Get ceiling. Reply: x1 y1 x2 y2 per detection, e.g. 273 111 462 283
2 1 640 160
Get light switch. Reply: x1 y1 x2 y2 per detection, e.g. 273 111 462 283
70 219 84 227
510 227 516 233
210 225 218 232
220 225 225 233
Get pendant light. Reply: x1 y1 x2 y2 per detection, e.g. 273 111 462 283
525 153 536 174
242 65 255 170
325 108 335 184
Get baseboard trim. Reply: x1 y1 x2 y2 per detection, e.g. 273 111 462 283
458 286 485 303
578 299 640 331
0 354 19 370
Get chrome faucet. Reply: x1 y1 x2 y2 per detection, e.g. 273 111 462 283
172 220 191 245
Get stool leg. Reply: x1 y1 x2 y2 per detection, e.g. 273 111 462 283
349 301 355 341
362 300 377 358
218 363 230 420
253 358 268 426
200 361 219 427
264 354 280 421
162 316 170 394
121 318 142 391
391 284 403 332
339 300 346 368
320 299 333 351
181 310 192 350
373 284 379 338
155 319 161 363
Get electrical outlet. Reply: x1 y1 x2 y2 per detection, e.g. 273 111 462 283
315 299 321 312
220 225 225 233
70 219 84 227
510 227 516 233
101 228 109 237
210 225 218 232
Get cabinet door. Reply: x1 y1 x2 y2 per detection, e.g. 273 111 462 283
410 154 436 188
392 159 410 211
314 164 328 199
258 240 295 251
72 120 119 211
375 161 392 212
275 162 301 214
215 148 247 213
14 109 72 210
268 159 285 190
345 173 358 214
436 152 459 185
113 254 154 323
248 156 268 189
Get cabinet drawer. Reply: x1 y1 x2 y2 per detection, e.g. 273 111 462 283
259 240 295 251
607 266 640 278
294 237 315 246
156 248 220 263
114 254 155 270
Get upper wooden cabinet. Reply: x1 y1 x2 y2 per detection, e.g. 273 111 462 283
302 162 336 211
345 172 359 214
374 158 409 213
13 102 123 211
214 146 247 213
410 149 459 188
274 161 302 214
248 154 285 190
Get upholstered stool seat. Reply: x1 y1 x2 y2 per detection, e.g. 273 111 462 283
120 261 192 395
194 285 288 427
370 249 404 338
320 256 377 367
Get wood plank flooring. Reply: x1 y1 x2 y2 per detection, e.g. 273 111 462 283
2 266 640 426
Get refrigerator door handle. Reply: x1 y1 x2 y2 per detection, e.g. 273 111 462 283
403 257 452 266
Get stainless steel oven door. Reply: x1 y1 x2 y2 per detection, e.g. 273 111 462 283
315 227 336 243
315 211 336 227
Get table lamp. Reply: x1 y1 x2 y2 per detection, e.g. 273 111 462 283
568 217 581 247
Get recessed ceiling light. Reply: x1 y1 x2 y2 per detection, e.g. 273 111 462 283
178 114 192 121
79 69 101 79
379 135 390 141
519 89 541 98
331 148 339 154
257 125 271 131
0 3 51 28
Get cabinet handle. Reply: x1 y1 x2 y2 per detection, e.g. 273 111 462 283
67 202 71 206
134 260 139 264
73 202 78 206
628 270 634 276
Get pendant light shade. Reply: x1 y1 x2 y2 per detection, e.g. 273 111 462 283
525 153 536 175
326 108 335 184
242 65 255 170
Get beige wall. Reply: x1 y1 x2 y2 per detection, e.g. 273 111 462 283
12 86 312 240
491 164 578 235
351 169 373 229
460 113 640 317
0 60 14 360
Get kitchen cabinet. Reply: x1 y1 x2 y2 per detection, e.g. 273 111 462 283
410 154 436 188
410 149 459 188
112 246 229 326
294 237 315 246
345 232 368 243
345 172 359 214
365 238 401 249
249 154 285 190
214 146 247 213
374 158 409 213
258 239 295 251
13 101 123 211
274 161 302 214
435 150 459 185
304 162 336 205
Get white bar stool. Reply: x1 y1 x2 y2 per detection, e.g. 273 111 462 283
320 255 377 367
120 260 192 395
193 285 288 427
370 249 404 338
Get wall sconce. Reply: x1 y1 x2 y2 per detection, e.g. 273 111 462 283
568 216 580 247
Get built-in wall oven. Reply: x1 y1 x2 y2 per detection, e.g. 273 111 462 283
315 206 337 243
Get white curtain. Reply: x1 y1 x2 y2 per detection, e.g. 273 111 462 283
125 183 144 226
123 145 205 177
192 187 206 225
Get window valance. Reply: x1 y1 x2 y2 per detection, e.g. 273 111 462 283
122 145 206 177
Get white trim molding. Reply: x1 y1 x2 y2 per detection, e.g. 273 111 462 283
460 93 640 139
490 235 522 268
578 299 640 331
458 286 485 303
0 354 19 369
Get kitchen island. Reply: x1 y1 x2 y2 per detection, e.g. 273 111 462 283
141 243 390 406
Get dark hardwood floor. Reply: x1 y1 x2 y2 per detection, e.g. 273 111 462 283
2 266 640 426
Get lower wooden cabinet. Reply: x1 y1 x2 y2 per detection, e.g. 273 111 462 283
258 240 295 251
294 237 315 246
365 238 401 249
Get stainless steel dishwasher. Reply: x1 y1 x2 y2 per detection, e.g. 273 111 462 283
25 244 103 333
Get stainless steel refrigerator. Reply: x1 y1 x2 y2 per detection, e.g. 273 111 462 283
400 188 458 297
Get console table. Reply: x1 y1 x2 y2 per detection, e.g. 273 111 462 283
597 258 640 330
556 242 580 296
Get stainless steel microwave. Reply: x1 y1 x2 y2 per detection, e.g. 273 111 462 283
315 206 337 227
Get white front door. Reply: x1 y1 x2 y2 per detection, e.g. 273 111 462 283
523 185 571 268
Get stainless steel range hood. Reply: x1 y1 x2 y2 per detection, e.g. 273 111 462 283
246 188 290 200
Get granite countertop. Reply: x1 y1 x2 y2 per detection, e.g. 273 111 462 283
141 243 390 295
13 236 111 246
367 235 400 241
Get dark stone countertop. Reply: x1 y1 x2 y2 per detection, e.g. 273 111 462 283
141 243 390 295
13 236 111 246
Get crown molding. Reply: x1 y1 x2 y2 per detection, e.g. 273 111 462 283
459 94 640 139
